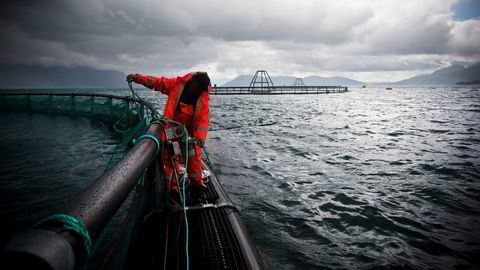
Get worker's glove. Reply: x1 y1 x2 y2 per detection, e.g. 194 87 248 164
126 74 136 83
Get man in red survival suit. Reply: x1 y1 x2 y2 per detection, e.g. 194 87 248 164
127 72 211 204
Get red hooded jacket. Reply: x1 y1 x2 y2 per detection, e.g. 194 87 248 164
134 72 210 146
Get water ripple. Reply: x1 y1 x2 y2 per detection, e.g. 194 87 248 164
2 87 480 269
208 86 480 269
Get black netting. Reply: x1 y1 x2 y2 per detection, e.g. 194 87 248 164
0 93 159 270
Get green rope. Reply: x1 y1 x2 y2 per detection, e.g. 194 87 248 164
35 214 92 257
182 168 190 270
132 134 160 157
129 81 190 269
158 118 190 269
113 109 131 134
105 119 145 171
168 123 190 270
105 101 151 171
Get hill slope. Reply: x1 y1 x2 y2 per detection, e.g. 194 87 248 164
0 64 126 89
222 74 363 86
395 63 480 85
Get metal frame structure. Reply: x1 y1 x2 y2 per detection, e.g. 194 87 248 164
211 85 348 95
217 70 348 95
292 78 306 87
247 70 276 93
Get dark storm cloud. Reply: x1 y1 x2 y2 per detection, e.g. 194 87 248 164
1 0 479 82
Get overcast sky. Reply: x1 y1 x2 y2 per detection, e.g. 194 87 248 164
1 0 479 84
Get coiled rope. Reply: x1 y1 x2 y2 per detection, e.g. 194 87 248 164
132 133 161 157
35 214 92 257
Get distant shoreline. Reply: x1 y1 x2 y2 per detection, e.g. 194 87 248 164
456 80 480 85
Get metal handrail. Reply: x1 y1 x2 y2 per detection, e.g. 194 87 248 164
211 85 348 95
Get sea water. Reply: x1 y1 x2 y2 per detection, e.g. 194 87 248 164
1 86 479 269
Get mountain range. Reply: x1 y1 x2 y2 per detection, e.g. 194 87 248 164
222 62 480 86
221 75 364 87
0 62 479 89
394 63 480 85
0 64 126 89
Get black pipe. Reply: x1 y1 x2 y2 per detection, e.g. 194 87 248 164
1 123 164 270
65 125 160 240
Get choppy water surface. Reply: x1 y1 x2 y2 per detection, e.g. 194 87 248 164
1 86 480 269
203 86 480 269
0 112 119 245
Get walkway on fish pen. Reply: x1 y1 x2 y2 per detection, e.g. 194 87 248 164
211 86 348 95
